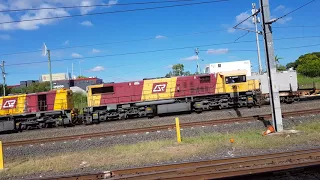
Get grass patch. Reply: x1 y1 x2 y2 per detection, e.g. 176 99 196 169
1 121 320 178
297 74 320 88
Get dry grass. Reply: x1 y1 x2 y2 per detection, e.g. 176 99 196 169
1 121 320 178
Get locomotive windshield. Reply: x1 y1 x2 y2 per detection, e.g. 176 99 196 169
225 75 246 84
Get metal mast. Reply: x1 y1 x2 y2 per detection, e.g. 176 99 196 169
195 48 200 74
0 61 6 96
260 0 283 132
252 3 263 74
43 43 53 90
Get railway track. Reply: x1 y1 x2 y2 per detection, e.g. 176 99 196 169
35 148 320 180
3 108 320 148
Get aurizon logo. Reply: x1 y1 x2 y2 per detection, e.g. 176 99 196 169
152 82 168 93
2 98 17 109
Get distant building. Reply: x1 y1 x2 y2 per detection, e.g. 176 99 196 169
40 73 71 82
8 76 103 94
52 77 103 92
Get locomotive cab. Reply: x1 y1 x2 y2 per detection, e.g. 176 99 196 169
218 70 259 107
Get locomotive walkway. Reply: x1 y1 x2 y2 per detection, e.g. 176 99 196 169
3 108 320 148
34 148 320 180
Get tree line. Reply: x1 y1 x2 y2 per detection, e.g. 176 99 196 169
165 52 320 78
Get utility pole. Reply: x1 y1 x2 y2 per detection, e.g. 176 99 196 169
79 61 82 77
252 3 263 75
43 43 53 90
260 0 283 132
72 63 74 79
195 48 200 74
0 61 6 96
47 50 53 90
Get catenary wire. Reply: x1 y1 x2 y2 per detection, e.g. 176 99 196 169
5 35 320 67
0 0 205 13
0 0 229 25
273 0 317 23
1 24 320 57
0 28 228 57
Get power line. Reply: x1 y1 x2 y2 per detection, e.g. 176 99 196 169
0 28 230 57
5 35 320 67
1 23 320 57
273 24 320 29
0 0 204 13
272 0 317 23
5 39 255 67
0 0 229 25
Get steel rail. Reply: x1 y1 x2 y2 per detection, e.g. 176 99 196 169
33 148 320 180
3 108 320 147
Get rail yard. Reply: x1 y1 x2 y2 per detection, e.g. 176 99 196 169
1 0 320 179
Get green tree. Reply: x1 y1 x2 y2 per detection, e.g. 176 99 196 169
296 54 320 77
10 82 50 94
77 75 88 79
0 84 10 96
277 65 287 71
72 92 87 111
286 62 298 70
275 55 286 72
165 64 196 77
285 52 320 71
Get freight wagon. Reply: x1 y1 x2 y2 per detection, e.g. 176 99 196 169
83 70 260 124
0 89 75 132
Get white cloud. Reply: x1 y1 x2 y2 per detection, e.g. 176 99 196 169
155 35 166 39
235 12 254 29
0 34 10 40
0 0 118 31
227 11 254 33
227 27 235 33
207 48 229 55
166 64 173 69
71 53 82 58
63 40 70 45
92 48 100 53
107 0 118 6
276 17 292 24
15 4 69 30
0 3 7 11
88 66 105 72
80 20 93 26
181 55 198 61
272 5 292 24
80 1 95 15
274 5 285 12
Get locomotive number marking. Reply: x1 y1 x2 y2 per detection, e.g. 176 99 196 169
2 99 17 109
152 83 167 93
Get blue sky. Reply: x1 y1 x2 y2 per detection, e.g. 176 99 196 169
0 0 319 85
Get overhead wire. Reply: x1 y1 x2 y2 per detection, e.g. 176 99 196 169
0 0 229 25
5 35 320 67
273 0 317 23
1 24 320 57
0 0 207 13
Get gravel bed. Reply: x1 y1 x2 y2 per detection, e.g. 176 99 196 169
5 116 320 180
1 100 320 143
3 113 320 164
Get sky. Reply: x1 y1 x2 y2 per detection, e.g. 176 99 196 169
0 0 319 85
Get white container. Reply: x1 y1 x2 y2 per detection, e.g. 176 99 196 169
204 60 252 76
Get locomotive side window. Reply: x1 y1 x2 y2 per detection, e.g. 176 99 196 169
225 75 246 84
92 86 114 94
200 76 211 83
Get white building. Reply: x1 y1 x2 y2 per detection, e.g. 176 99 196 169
204 60 252 76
